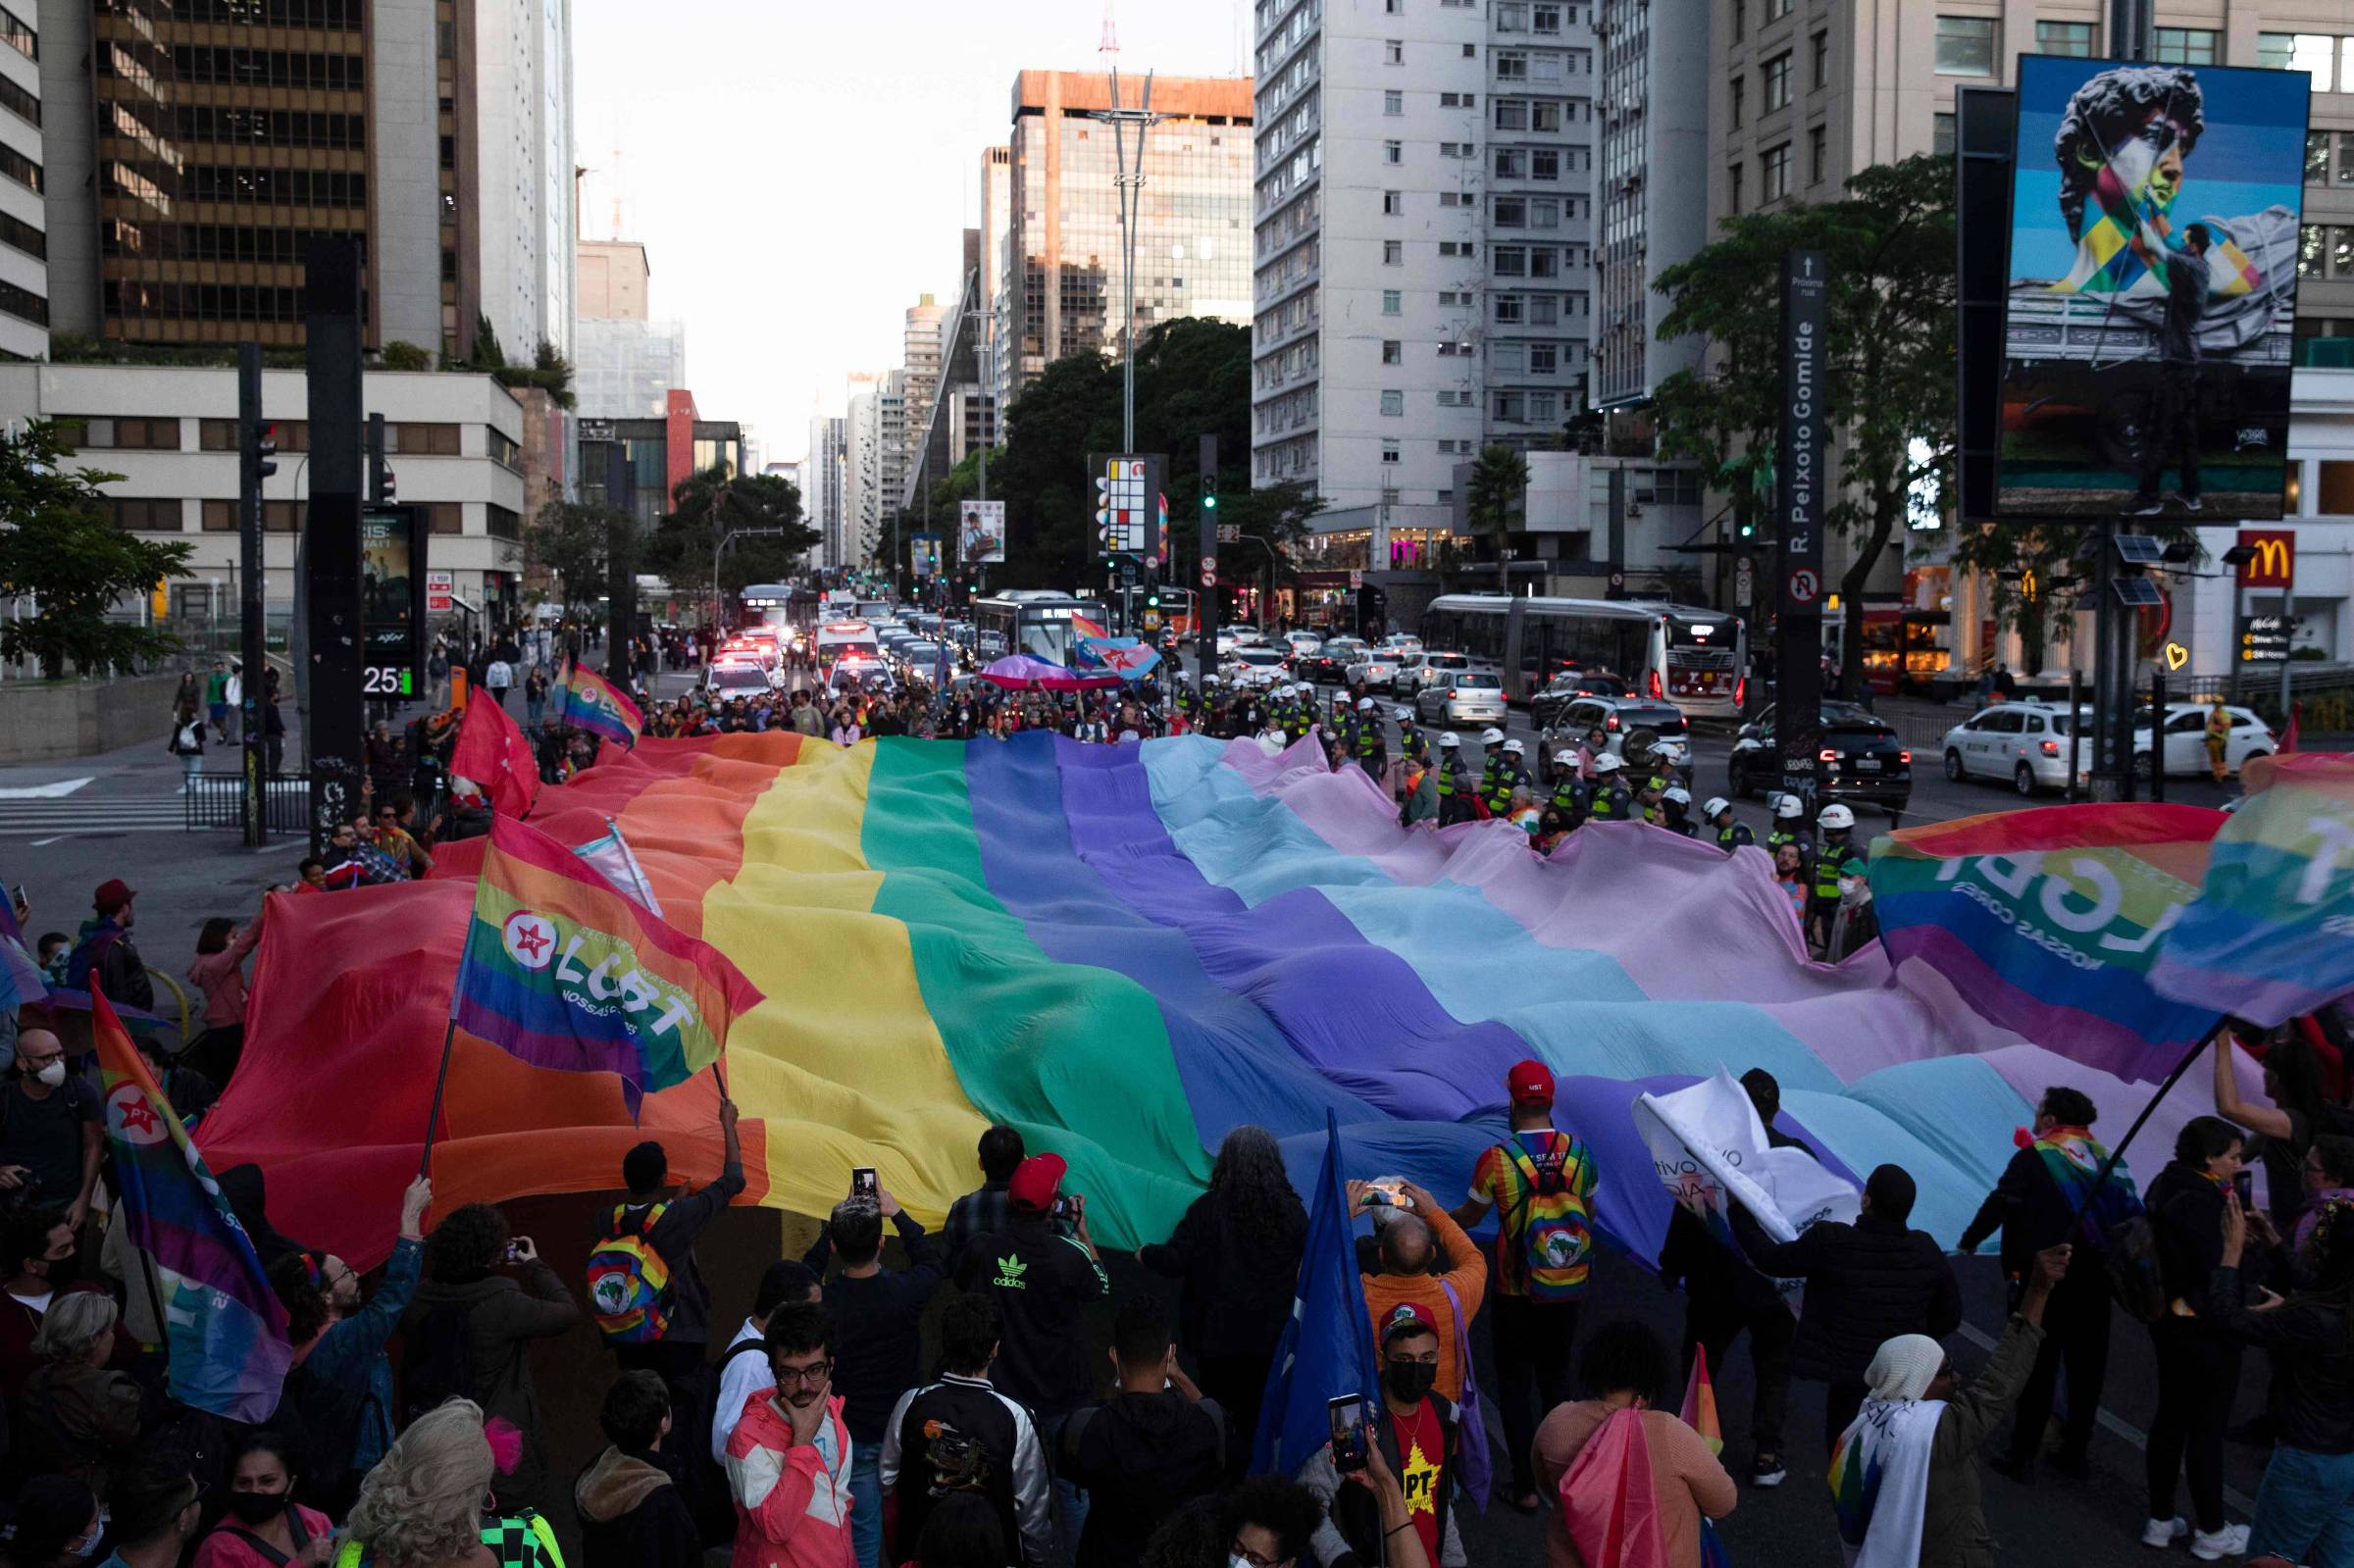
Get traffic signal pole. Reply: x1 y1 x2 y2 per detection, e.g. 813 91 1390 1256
1198 434 1219 689
237 345 272 846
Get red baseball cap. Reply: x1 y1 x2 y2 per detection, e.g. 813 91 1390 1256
1007 1153 1067 1213
93 879 135 915
1507 1059 1556 1105
1380 1301 1438 1347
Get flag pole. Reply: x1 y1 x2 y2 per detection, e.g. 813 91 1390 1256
2066 1023 2220 1241
419 1016 458 1178
709 1058 730 1101
133 1244 173 1356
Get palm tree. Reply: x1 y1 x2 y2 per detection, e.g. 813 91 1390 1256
1465 445 1530 538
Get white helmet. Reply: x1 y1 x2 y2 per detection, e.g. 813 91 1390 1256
1503 738 1525 755
1439 733 1461 748
1663 785 1691 806
1394 708 1412 722
1357 697 1375 711
1818 803 1856 832
1591 752 1624 775
1554 751 1576 767
1480 727 1505 745
1774 794 1806 820
1702 795 1731 820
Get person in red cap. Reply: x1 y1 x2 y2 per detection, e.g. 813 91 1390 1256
65 879 152 1014
1450 1059 1597 1513
1298 1302 1466 1568
952 1151 1109 1561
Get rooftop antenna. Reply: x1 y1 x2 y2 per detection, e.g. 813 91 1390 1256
1099 0 1118 64
609 135 624 240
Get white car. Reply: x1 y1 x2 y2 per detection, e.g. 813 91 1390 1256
2136 702 2275 779
1399 650 1472 693
1280 631 1324 659
1941 702 2086 795
1221 643 1291 688
1345 649 1406 691
1215 629 1266 658
1378 634 1425 658
703 661 780 701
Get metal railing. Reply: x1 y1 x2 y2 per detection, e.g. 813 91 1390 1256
182 772 312 835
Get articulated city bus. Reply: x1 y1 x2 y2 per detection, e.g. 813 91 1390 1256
1418 594 1748 719
971 590 1110 666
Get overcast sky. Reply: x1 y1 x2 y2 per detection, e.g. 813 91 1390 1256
573 0 1249 468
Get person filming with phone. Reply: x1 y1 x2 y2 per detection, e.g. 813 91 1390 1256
954 1153 1110 1561
1299 1302 1466 1568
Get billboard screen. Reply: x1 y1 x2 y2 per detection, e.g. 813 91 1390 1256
959 499 1005 564
360 506 423 699
1997 56 2307 519
1089 452 1165 558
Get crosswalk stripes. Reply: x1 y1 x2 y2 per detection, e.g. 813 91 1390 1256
0 796 192 836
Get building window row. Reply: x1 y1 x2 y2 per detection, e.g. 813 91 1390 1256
1493 99 1563 133
174 104 366 151
178 0 367 29
105 497 182 531
106 223 354 267
0 276 44 327
180 164 370 208
1494 2 1567 34
1936 16 2216 76
1493 147 1563 179
0 142 38 196
200 499 315 532
0 207 40 261
59 416 180 451
0 71 35 128
199 418 310 451
2262 32 2354 91
166 45 365 90
0 4 31 61
104 279 305 323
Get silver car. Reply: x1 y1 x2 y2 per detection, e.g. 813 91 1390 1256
1416 669 1508 726
1345 650 1405 691
1941 702 2086 795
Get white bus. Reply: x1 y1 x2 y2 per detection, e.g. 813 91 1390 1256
813 619 883 680
1418 594 1748 719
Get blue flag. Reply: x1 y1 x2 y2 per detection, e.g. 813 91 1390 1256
1253 1112 1379 1476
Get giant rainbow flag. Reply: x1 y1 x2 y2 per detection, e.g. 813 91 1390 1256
199 731 2256 1269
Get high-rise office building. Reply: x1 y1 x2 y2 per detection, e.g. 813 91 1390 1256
1593 0 1707 409
900 291 947 493
979 144 1012 408
1252 0 1599 557
999 71 1254 400
0 0 41 360
41 0 570 358
804 411 846 568
575 237 687 419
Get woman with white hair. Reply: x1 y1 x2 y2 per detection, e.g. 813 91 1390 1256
17 1290 142 1500
335 1398 562 1568
1829 1245 2068 1568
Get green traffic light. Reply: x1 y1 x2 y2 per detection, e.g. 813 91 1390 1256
1203 493 1218 509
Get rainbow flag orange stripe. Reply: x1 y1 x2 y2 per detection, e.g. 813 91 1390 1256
562 660 643 747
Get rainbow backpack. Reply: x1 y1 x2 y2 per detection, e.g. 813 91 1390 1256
587 1202 674 1344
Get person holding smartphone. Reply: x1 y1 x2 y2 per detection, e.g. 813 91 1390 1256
1299 1303 1466 1568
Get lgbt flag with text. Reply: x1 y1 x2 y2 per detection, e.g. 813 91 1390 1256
561 661 643 749
2151 753 2354 1026
451 813 761 1100
91 986 291 1422
1869 805 2226 1084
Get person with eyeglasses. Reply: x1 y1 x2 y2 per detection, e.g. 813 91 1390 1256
91 1460 207 1568
724 1299 856 1568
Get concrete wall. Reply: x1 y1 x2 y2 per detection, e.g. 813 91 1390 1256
0 675 184 764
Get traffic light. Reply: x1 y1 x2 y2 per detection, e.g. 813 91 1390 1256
1736 514 1756 539
1202 471 1219 513
1147 588 1161 610
247 420 279 481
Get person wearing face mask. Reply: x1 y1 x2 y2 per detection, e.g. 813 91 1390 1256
0 1207 104 1401
91 1462 207 1568
17 1292 144 1505
1 1472 104 1568
1298 1303 1465 1568
0 1028 103 1234
575 1370 703 1568
191 1433 334 1568
269 1176 434 1520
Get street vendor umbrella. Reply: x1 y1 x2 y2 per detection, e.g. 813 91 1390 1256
978 654 1123 692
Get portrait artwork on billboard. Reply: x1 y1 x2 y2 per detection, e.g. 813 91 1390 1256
958 499 1006 565
1998 57 2308 519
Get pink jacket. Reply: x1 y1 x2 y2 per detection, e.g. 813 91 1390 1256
724 1389 855 1568
186 920 262 1030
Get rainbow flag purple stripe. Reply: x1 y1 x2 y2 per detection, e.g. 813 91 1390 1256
2150 754 2354 1026
90 986 291 1422
561 661 643 748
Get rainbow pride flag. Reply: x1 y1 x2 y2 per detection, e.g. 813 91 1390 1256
200 734 2252 1269
91 986 292 1422
1868 806 2226 1084
449 813 761 1104
1680 1343 1723 1456
2151 754 2354 1026
561 660 644 748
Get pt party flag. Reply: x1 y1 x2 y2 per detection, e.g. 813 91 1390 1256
1253 1112 1380 1478
449 688 540 820
451 813 762 1101
1868 805 2226 1083
561 661 643 749
2150 753 2354 1027
90 985 292 1423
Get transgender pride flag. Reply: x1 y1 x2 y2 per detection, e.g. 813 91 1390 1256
90 986 291 1422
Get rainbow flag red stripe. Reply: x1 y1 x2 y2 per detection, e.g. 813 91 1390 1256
91 986 292 1422
562 661 643 747
450 813 761 1100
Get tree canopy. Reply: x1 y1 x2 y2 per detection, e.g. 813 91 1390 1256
1653 154 1954 699
645 468 817 597
0 421 193 678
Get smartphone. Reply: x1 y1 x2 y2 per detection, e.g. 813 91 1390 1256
502 1239 526 1263
2231 1170 2255 1211
9 884 25 909
1327 1395 1370 1474
851 1167 879 1201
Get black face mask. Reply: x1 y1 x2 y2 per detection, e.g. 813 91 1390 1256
38 1249 79 1291
1384 1361 1438 1404
224 1491 289 1526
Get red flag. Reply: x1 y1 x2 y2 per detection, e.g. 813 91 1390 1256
449 694 539 820
2282 701 2302 755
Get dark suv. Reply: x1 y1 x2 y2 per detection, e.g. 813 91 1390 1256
1727 701 1913 820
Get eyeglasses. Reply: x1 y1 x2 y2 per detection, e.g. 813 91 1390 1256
773 1360 833 1387
1230 1541 1283 1568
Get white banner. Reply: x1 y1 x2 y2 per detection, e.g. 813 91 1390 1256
1633 1069 1859 1244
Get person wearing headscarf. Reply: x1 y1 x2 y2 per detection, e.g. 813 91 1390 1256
1830 1245 2067 1568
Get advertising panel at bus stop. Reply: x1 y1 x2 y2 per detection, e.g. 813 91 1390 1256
1997 55 2307 518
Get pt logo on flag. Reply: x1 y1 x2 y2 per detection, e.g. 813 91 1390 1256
503 910 557 970
104 1083 168 1147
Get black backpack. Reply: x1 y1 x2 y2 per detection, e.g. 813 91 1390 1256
399 1301 477 1427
